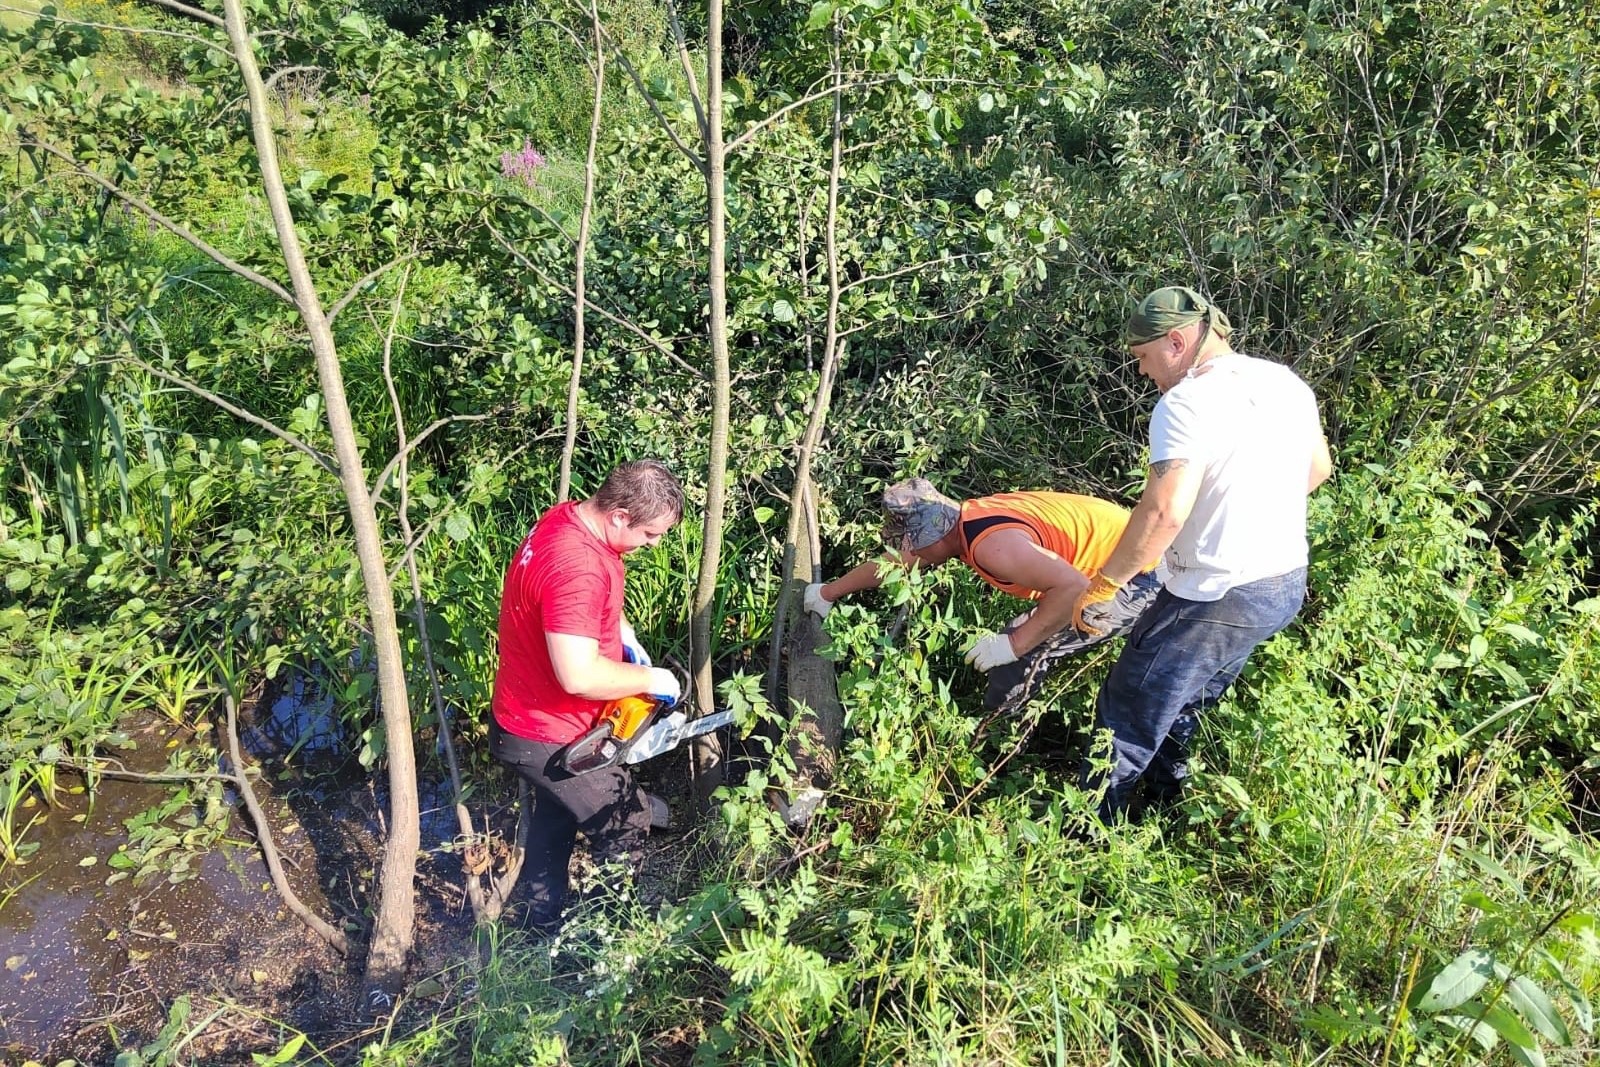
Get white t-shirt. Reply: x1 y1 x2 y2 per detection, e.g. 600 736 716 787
1149 353 1323 601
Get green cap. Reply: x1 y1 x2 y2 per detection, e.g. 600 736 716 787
1124 286 1233 345
881 477 959 551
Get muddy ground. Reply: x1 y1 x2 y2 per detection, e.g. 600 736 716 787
0 680 708 1064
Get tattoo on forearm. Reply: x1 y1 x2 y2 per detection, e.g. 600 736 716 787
1150 458 1188 478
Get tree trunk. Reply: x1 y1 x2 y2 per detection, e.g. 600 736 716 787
769 18 847 827
688 0 729 808
222 0 419 1005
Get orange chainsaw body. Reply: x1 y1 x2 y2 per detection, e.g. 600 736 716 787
558 693 666 775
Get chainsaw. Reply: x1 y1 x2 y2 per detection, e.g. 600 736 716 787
559 685 736 775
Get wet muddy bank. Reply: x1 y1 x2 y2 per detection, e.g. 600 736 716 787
0 676 482 1062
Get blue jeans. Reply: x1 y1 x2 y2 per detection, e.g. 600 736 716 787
984 570 1165 711
1084 567 1306 820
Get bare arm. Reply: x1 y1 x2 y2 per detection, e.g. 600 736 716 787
967 530 1090 656
546 633 659 701
819 549 920 603
1097 458 1205 586
1309 435 1333 492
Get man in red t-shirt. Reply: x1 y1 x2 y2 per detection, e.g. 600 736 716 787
489 459 684 932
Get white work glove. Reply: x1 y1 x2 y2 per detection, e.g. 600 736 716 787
1007 609 1035 631
619 620 651 666
964 632 1018 672
803 582 834 618
645 666 681 708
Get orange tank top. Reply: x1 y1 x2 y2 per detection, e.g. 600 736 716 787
956 492 1136 599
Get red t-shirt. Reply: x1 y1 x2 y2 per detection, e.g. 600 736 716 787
491 501 625 743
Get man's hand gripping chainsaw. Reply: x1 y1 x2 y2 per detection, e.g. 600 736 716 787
558 669 736 775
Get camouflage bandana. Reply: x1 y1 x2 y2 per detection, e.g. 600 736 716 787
1124 285 1233 345
880 477 960 551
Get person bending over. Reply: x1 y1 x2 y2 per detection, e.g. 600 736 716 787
805 477 1161 711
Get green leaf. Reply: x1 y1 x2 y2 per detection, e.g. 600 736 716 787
1412 949 1493 1012
771 299 796 323
1506 1041 1548 1067
1436 1012 1498 1051
805 2 834 30
1555 913 1596 937
339 12 374 39
1003 200 1021 220
1459 999 1539 1050
1497 623 1542 646
978 92 995 112
445 511 473 542
974 188 994 209
1503 975 1571 1046
252 1033 307 1066
5 570 30 593
753 506 775 524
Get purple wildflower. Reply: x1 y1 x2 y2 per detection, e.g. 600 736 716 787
500 140 548 187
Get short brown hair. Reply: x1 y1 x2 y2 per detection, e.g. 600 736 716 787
591 459 685 527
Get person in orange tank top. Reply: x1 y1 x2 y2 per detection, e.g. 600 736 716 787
804 478 1162 710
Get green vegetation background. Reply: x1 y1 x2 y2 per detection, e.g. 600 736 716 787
2 0 1597 1063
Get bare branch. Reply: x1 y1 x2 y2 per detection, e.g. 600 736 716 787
369 411 495 509
386 441 540 585
517 12 599 80
603 28 705 171
487 224 706 379
118 354 340 476
726 75 899 154
24 138 296 306
840 253 973 294
135 0 224 30
664 0 709 143
377 270 499 925
263 64 324 93
225 694 351 954
9 4 229 53
328 252 423 325
837 293 991 339
559 0 608 503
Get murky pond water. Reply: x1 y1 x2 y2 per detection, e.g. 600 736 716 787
0 674 465 1059
0 716 287 1056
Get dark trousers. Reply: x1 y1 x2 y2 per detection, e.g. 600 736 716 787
984 570 1165 711
1084 567 1306 820
489 719 651 924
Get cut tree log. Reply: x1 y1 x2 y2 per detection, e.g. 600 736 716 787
773 495 843 828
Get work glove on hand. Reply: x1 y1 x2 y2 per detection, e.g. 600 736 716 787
1070 573 1123 636
803 582 834 618
645 667 681 709
964 632 1018 673
619 620 651 666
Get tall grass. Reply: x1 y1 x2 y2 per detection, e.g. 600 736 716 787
0 620 173 864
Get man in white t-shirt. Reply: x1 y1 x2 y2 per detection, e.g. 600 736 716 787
1069 286 1333 822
